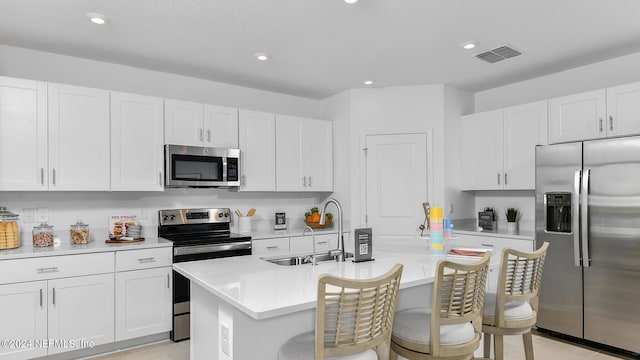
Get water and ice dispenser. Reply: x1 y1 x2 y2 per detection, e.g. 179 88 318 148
545 193 572 233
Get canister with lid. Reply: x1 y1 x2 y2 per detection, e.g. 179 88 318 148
33 222 54 247
70 220 90 244
0 206 20 249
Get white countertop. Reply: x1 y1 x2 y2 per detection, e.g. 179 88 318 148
173 236 495 320
0 236 173 260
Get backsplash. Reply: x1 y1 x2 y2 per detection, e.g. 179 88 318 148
1 189 332 244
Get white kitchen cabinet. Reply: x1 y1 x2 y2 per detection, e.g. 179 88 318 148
47 273 115 354
461 101 547 190
276 115 333 192
0 76 48 191
548 90 606 144
289 233 335 253
447 233 534 292
238 110 276 191
0 281 48 359
164 99 238 148
605 82 640 138
115 267 172 341
110 92 164 191
48 83 110 190
252 237 290 255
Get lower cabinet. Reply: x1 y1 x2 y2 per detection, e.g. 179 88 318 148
47 274 115 355
252 237 290 255
115 267 172 341
0 281 48 359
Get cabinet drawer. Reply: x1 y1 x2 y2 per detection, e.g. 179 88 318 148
253 237 289 255
0 252 114 284
116 247 172 272
290 233 335 253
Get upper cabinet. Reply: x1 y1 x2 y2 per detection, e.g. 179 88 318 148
164 99 238 148
238 110 276 191
0 77 48 191
275 115 333 192
548 81 640 143
461 101 547 190
48 83 110 191
110 92 164 191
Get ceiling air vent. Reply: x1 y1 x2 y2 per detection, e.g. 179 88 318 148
475 44 522 64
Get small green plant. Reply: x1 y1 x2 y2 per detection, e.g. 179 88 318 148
505 207 520 222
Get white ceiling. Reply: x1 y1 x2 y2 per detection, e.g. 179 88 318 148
2 0 640 100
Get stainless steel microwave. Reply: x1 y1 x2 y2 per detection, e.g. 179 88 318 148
165 145 240 188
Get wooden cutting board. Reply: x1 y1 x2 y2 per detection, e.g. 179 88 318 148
105 238 145 243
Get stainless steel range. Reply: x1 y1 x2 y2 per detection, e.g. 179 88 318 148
158 208 251 342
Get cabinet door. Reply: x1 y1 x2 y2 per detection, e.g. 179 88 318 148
48 83 110 190
0 281 48 359
503 101 547 190
252 237 289 255
606 82 640 138
0 77 48 191
48 273 115 354
164 99 204 146
238 110 276 191
115 267 171 341
306 119 333 192
110 92 164 191
204 105 238 148
462 110 503 190
548 90 606 144
276 115 306 191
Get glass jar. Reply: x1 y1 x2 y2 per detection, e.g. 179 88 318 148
0 206 21 250
70 220 90 244
33 222 54 247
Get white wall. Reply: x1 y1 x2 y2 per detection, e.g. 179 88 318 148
0 44 323 118
475 51 640 112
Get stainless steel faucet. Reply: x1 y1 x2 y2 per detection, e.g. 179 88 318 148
303 226 317 266
319 198 345 262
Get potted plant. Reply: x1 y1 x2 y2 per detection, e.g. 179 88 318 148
505 207 520 233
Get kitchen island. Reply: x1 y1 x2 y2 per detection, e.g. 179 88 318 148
173 237 495 360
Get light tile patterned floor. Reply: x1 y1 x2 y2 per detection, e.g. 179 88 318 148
87 332 635 359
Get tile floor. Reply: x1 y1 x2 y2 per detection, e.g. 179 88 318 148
87 332 634 360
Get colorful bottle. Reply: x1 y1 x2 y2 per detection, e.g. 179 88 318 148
430 207 444 254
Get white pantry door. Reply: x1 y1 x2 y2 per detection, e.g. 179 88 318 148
365 133 428 239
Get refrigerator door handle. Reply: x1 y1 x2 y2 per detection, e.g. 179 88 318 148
581 168 591 267
573 169 582 267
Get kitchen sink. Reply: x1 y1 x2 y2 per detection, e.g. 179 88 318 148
262 251 354 266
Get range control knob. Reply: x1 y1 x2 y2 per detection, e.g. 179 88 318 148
218 213 224 218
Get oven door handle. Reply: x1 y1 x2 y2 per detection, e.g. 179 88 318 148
173 241 252 256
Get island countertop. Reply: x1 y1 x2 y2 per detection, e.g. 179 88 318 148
173 237 493 320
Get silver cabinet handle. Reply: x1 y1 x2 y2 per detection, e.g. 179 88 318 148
40 288 43 308
609 115 613 131
138 257 156 263
581 168 591 268
52 168 56 186
206 129 211 142
599 118 603 132
480 243 494 248
41 168 44 186
167 274 170 289
497 173 501 185
52 287 56 306
159 172 163 186
266 246 280 250
199 129 203 141
308 176 312 187
302 177 307 186
317 241 328 245
37 267 59 274
573 169 582 267
241 174 246 186
504 173 508 185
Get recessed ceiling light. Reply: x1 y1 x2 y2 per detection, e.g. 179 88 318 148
363 79 375 85
344 0 359 4
86 12 107 25
254 52 270 61
461 41 477 50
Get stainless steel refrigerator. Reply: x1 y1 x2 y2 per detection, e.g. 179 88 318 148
535 136 640 353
